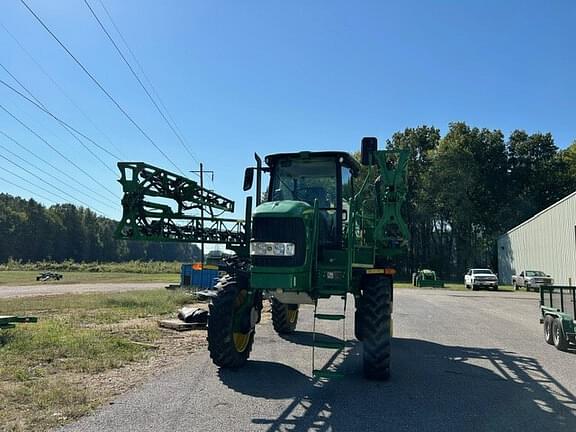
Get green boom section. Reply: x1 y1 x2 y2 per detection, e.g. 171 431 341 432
373 150 410 257
115 162 249 250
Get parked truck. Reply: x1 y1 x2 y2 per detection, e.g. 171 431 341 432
464 268 498 291
512 270 553 291
115 137 409 380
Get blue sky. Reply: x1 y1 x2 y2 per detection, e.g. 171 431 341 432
1 0 575 220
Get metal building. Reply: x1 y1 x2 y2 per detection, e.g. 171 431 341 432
498 191 576 285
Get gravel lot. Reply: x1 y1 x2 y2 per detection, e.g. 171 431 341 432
0 282 166 299
59 288 576 432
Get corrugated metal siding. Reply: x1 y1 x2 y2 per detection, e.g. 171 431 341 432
498 191 576 285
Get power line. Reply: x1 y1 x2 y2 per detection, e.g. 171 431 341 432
0 174 57 205
96 0 198 162
0 21 126 159
0 134 116 210
0 63 45 108
0 151 109 215
19 0 184 175
0 66 117 176
0 130 115 204
0 103 119 199
0 77 120 161
84 0 201 166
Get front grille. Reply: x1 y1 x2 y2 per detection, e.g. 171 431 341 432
252 217 306 267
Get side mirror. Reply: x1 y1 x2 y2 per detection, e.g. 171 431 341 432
361 137 378 166
342 209 348 222
243 168 254 191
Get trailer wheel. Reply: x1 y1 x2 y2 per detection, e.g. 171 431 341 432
543 315 555 345
208 280 255 368
552 318 569 351
361 275 392 380
271 298 298 334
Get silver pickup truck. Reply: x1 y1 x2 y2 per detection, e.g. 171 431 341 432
512 270 553 291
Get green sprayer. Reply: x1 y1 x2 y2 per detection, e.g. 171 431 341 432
116 137 409 380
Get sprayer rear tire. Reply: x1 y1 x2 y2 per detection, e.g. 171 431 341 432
361 275 392 380
208 281 254 368
271 299 299 334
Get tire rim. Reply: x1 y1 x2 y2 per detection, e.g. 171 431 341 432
233 332 251 352
545 322 551 340
555 324 561 344
287 309 298 324
232 289 252 352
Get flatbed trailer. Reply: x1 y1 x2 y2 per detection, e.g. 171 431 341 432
0 315 38 330
540 285 576 351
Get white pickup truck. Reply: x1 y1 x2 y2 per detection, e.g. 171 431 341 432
464 268 498 291
512 270 553 291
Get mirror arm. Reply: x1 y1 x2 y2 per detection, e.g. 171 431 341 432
255 153 262 206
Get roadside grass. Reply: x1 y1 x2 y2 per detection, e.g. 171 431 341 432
0 271 179 286
0 289 194 431
0 259 183 274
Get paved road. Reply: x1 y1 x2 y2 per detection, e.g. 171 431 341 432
60 289 576 432
0 282 166 299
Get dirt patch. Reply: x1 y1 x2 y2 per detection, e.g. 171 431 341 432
85 325 208 401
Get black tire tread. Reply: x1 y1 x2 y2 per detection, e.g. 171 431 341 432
553 318 569 352
271 299 298 334
208 281 254 368
544 315 555 345
361 275 392 380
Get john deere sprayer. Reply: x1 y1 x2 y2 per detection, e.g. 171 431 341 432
116 137 409 380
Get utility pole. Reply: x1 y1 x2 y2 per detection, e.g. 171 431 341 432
190 163 214 266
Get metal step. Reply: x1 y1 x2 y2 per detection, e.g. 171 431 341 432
313 369 345 379
314 313 345 321
311 297 348 378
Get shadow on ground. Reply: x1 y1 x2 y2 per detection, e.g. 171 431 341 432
218 337 576 432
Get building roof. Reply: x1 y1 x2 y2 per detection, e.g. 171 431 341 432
499 189 576 238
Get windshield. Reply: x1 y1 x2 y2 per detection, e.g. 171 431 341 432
270 158 337 208
473 269 494 274
526 271 546 277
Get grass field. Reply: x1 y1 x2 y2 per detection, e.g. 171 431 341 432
0 260 183 274
0 271 180 286
0 289 200 431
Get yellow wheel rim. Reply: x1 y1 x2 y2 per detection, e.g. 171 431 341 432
287 309 298 324
233 332 250 352
232 289 251 352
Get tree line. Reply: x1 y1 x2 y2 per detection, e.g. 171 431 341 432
1 121 574 278
0 193 200 263
386 122 576 279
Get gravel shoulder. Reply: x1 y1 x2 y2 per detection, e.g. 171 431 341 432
0 282 167 299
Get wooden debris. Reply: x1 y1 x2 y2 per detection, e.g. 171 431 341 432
158 319 207 331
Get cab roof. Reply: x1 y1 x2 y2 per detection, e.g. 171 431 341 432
264 151 361 176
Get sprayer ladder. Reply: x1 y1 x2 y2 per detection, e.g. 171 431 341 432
312 296 348 379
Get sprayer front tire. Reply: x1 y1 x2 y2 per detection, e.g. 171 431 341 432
271 298 299 334
208 281 254 368
361 275 392 380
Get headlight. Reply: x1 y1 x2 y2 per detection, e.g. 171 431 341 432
250 242 295 256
